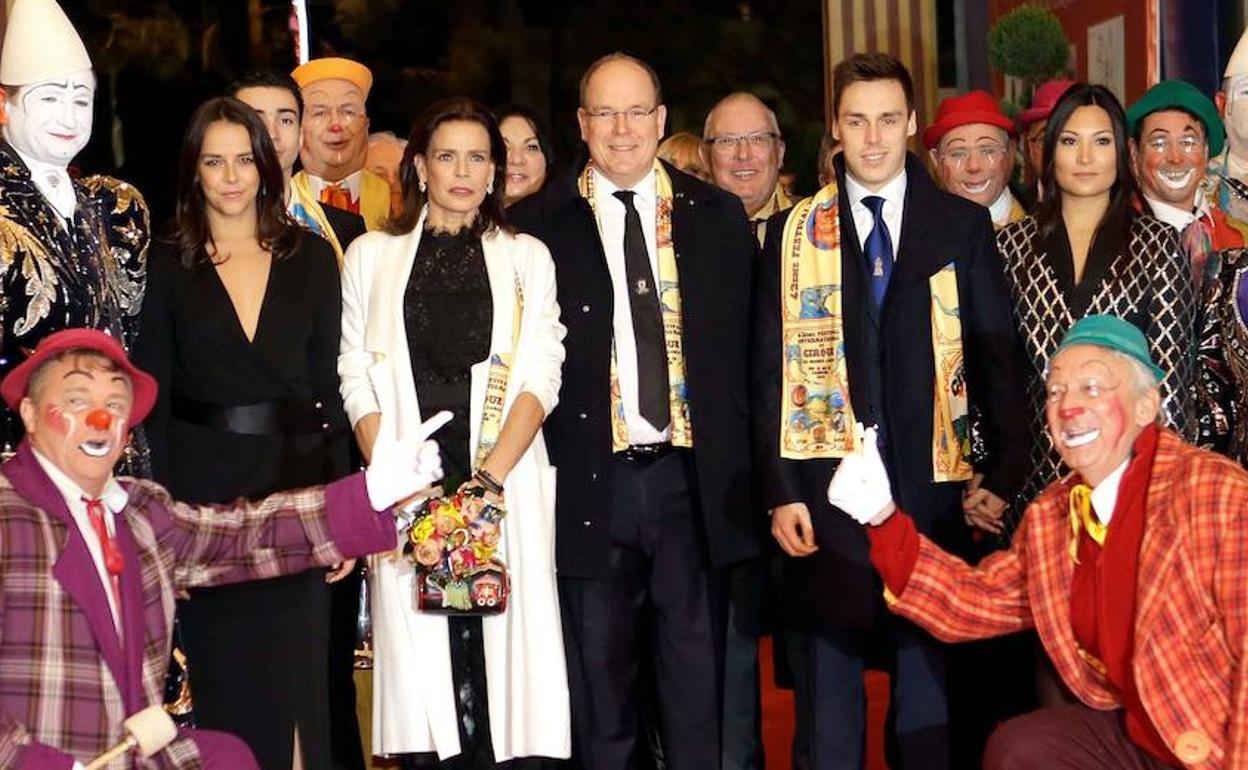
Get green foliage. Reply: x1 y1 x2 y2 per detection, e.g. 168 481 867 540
987 5 1068 83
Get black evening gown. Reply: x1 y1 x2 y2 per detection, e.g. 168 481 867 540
135 234 351 770
399 227 558 770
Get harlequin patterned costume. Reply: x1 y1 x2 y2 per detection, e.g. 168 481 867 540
994 214 1196 535
0 141 149 460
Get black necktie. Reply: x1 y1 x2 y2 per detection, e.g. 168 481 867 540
613 190 670 432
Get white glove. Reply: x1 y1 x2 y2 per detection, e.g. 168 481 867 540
365 411 453 511
827 424 896 525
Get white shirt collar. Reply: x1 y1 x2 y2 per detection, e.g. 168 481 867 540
31 446 128 513
13 147 76 221
1088 457 1131 527
306 168 363 199
845 168 907 212
594 166 657 208
1144 196 1199 232
988 187 1017 227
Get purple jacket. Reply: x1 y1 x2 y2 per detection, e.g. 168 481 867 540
0 441 396 768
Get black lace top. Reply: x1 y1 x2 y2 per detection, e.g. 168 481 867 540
403 227 494 486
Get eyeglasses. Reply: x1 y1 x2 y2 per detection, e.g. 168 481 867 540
583 106 659 123
1144 136 1205 157
304 105 365 125
939 144 1008 166
706 132 779 155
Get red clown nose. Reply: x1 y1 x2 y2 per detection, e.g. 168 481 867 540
85 409 113 431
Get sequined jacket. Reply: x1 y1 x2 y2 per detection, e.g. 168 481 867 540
0 141 149 453
1196 248 1248 464
995 214 1197 531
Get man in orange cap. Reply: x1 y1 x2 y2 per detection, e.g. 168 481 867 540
291 57 392 230
1016 79 1075 202
925 90 1024 228
0 328 448 769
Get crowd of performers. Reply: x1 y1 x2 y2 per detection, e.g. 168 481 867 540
7 0 1248 768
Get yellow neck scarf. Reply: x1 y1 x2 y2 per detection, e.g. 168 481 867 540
1068 483 1107 563
578 161 693 451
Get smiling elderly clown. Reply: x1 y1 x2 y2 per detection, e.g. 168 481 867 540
0 328 448 769
0 0 150 464
828 314 1248 769
1127 80 1247 288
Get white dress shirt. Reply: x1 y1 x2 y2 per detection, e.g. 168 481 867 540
1144 195 1200 233
31 448 127 632
593 167 669 445
1088 457 1131 527
845 169 907 257
988 187 1018 228
306 168 362 203
15 148 76 224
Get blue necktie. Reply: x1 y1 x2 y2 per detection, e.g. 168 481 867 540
862 195 893 308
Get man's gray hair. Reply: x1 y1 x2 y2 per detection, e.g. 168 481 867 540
702 92 781 139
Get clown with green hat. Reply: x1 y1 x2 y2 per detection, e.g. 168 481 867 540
1127 79 1248 288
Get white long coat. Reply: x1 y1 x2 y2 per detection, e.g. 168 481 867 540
338 210 570 760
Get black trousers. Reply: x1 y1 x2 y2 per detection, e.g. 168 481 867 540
559 450 722 770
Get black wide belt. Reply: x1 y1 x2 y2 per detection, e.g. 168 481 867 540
172 395 332 436
614 442 678 463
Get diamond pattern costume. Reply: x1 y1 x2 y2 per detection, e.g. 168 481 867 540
995 214 1196 534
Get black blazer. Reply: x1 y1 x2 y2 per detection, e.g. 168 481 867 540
751 153 1029 629
511 161 759 579
323 206 367 251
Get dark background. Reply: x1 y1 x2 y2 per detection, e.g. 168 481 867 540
58 0 828 226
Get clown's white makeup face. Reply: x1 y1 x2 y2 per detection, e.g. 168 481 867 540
3 69 95 167
1223 75 1248 163
19 355 132 497
1044 345 1159 487
1131 110 1207 208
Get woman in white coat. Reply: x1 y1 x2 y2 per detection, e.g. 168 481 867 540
338 97 569 768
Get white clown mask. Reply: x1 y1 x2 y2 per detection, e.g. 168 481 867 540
3 68 95 168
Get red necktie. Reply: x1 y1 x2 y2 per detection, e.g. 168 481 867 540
83 497 124 612
319 182 359 214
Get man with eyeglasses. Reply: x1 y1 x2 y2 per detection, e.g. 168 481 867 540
1127 80 1246 288
510 52 757 770
925 91 1025 229
701 92 791 770
290 57 391 230
702 93 793 247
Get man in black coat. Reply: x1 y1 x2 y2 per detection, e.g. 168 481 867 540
752 53 1029 769
511 52 757 770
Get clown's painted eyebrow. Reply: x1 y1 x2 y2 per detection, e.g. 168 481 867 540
62 369 127 387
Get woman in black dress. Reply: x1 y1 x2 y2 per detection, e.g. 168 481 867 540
135 97 350 770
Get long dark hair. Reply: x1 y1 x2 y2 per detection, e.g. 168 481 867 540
172 96 301 267
495 103 555 169
1034 83 1138 241
386 97 511 236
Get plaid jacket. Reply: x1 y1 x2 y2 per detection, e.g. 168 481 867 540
0 442 394 769
888 428 1248 769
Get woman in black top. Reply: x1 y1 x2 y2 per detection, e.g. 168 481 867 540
993 84 1196 536
136 97 350 770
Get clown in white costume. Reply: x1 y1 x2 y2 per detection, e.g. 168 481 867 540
1207 27 1248 224
0 0 150 463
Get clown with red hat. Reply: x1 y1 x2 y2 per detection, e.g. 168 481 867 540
925 90 1025 228
0 327 449 769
